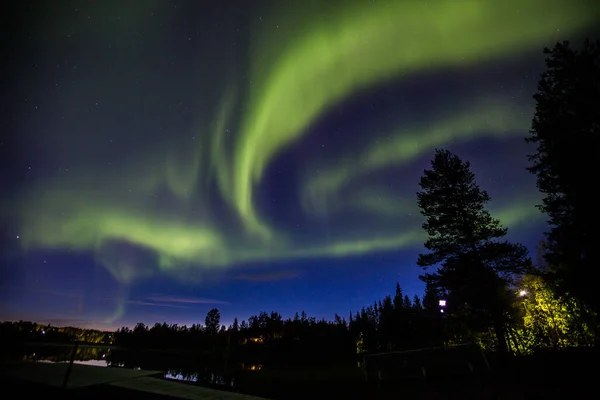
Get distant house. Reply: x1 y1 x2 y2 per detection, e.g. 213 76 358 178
239 363 263 371
240 336 264 344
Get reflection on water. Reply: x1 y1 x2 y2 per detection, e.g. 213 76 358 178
163 370 235 387
4 343 365 400
15 345 247 390
21 346 111 364
163 368 236 387
7 345 358 399
165 371 198 382
20 348 142 371
38 359 110 367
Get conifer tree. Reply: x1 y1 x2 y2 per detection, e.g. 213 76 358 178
417 149 531 351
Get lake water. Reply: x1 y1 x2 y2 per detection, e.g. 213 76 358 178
4 343 370 400
10 344 264 390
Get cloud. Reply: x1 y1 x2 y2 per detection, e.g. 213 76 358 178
127 300 189 308
232 270 301 282
146 295 228 305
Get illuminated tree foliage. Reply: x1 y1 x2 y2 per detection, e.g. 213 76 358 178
526 39 600 318
511 273 597 353
416 149 531 352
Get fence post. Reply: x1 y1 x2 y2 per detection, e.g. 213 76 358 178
62 341 79 388
480 348 491 370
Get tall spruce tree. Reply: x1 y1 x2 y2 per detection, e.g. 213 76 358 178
526 39 600 317
416 149 531 352
205 308 221 336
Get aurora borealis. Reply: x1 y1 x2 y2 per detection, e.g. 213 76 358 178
2 0 598 330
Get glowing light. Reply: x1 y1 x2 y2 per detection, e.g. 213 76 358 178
519 290 528 297
439 300 447 307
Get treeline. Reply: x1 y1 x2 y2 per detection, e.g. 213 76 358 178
4 267 595 366
0 320 112 344
113 283 444 365
111 271 596 364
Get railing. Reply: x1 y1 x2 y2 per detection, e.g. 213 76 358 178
361 343 491 383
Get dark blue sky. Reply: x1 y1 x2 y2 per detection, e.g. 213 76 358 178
2 0 597 330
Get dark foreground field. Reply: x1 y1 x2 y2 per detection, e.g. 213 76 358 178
2 348 597 399
226 348 597 399
0 373 591 400
0 378 208 400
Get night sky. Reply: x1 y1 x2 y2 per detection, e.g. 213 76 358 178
2 0 598 331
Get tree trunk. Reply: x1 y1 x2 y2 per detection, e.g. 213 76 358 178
494 318 509 354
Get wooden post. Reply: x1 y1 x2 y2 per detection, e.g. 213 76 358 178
480 348 490 370
62 341 79 389
362 354 368 381
224 330 230 377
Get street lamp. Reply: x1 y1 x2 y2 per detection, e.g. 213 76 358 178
439 299 446 313
518 290 528 316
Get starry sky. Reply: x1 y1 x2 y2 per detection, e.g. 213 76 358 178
2 0 598 331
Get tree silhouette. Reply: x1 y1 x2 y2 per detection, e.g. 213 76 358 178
526 39 600 319
205 308 221 336
412 295 423 312
416 149 531 352
8 275 596 373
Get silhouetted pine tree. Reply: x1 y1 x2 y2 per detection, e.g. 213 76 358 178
416 149 531 352
526 39 600 319
412 295 423 312
422 281 440 312
205 308 221 336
